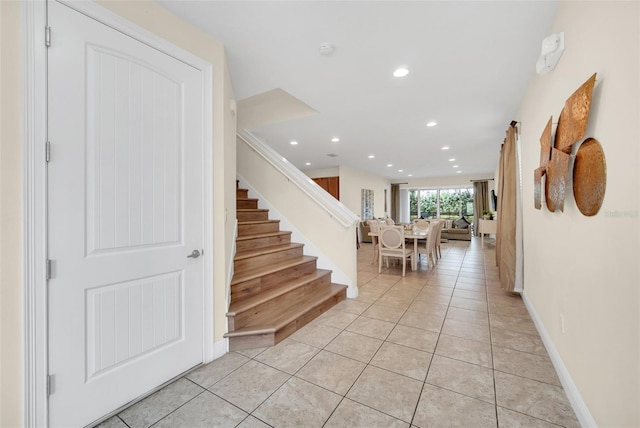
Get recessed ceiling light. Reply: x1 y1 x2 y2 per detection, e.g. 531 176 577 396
408 174 413 177
290 140 298 145
456 170 462 174
331 137 340 142
393 67 409 78
387 164 393 167
305 162 311 166
398 169 403 173
368 155 375 159
441 146 450 150
448 158 456 162
426 121 437 127
453 165 459 168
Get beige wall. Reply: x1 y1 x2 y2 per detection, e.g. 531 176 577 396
339 165 390 219
0 2 23 426
518 2 639 426
0 1 235 425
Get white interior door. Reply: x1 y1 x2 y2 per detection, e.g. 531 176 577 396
47 2 205 426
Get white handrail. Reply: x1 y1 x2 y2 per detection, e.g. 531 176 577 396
238 130 360 228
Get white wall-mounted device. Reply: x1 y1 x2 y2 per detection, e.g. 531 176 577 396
536 32 565 75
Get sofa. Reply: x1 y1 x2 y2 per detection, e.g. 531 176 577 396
361 218 472 242
436 218 473 241
360 221 373 243
360 218 395 243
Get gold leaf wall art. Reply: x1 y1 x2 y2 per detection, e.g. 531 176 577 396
573 138 606 216
554 73 597 154
539 116 553 168
535 116 552 210
545 148 571 212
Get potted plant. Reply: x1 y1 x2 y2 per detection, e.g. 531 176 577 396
482 210 493 220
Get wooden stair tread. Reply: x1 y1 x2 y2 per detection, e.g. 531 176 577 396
224 283 347 338
238 219 280 225
236 231 291 242
227 269 331 316
237 208 269 213
231 255 317 284
235 242 304 261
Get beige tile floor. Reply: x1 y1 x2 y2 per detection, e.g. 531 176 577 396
98 238 579 428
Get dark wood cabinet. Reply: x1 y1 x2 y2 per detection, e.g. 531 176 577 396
312 176 339 200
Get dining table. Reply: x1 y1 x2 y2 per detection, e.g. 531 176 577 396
369 226 429 271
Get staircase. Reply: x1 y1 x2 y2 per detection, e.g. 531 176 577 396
224 182 348 351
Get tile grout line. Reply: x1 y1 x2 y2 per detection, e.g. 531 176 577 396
483 247 505 427
410 242 466 426
357 243 448 426
318 265 418 426
322 263 407 426
481 246 501 427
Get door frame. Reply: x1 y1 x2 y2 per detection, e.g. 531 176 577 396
22 1 215 426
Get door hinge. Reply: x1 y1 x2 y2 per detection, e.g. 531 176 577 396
45 26 51 48
46 259 53 280
45 141 51 163
47 374 55 396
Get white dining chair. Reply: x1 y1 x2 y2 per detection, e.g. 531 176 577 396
378 225 413 276
413 219 430 232
432 220 444 259
417 222 438 269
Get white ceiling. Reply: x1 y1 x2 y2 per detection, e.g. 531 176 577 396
158 1 558 180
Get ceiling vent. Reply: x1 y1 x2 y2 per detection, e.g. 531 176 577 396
319 43 335 56
326 153 338 157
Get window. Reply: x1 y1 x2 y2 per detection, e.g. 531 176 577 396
409 189 438 220
409 187 474 223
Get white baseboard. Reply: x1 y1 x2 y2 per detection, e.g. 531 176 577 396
522 292 596 428
227 220 238 311
212 338 228 360
347 286 359 299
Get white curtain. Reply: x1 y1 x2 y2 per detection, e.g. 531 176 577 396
514 131 524 292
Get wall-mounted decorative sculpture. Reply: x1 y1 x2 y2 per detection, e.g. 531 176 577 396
545 148 571 212
534 116 552 210
573 138 606 216
534 73 605 216
539 116 553 167
555 74 597 153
